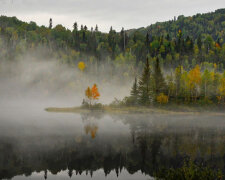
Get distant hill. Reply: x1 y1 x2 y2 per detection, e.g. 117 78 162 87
127 8 225 40
0 9 225 70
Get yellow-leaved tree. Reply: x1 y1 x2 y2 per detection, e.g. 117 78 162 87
157 93 169 104
188 65 201 102
85 87 92 106
218 77 225 104
78 61 86 71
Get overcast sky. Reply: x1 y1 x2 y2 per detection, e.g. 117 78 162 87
0 0 224 32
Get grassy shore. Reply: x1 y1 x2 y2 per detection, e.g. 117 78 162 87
45 105 225 115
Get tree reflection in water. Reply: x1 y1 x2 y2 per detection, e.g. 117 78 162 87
0 113 225 179
81 112 101 139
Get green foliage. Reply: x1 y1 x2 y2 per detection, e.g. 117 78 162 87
125 61 225 106
130 77 138 105
0 9 225 70
138 58 152 105
128 9 225 40
82 99 103 110
154 58 167 96
155 160 223 180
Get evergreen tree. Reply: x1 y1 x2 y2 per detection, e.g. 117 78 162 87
120 27 125 52
138 58 152 105
197 35 202 50
95 24 98 32
130 77 138 105
73 22 78 31
49 18 52 29
146 33 150 53
154 57 166 96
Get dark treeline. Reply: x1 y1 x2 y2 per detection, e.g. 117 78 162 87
0 8 225 71
116 57 225 106
128 8 225 40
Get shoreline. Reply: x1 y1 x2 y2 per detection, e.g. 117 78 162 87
45 106 225 116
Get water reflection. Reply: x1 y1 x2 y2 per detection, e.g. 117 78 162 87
82 113 101 139
0 111 225 180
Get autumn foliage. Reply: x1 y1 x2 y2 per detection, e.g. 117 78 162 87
85 84 100 106
157 93 169 104
84 124 98 139
218 78 225 104
91 84 100 100
78 61 86 71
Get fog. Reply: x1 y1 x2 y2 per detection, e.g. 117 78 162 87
1 37 225 180
0 47 133 110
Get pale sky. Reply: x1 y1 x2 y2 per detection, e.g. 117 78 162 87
0 0 224 32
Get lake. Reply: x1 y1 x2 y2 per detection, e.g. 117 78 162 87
1 104 225 180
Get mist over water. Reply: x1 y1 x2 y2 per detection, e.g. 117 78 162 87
1 100 225 180
0 46 133 110
1 48 225 180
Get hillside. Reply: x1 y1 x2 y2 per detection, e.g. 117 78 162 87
127 8 225 40
0 8 225 73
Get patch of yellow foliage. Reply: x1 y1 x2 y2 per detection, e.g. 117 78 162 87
157 93 169 104
218 78 225 104
188 65 201 90
78 61 86 71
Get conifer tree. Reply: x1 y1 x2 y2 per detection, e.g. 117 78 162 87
49 18 52 29
73 22 78 31
154 57 166 96
138 58 152 105
130 77 138 105
197 35 202 50
95 24 98 32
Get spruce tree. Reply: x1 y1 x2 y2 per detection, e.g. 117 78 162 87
197 35 202 50
154 58 166 96
130 77 138 105
73 22 78 31
49 18 52 29
138 58 151 105
95 24 98 32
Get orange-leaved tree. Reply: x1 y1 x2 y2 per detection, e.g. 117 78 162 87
92 84 100 100
85 84 100 106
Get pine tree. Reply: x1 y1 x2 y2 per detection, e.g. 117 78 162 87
138 58 152 105
73 22 78 31
197 35 202 50
130 77 138 105
154 57 166 96
95 24 98 32
49 18 52 29
120 27 125 52
81 24 84 31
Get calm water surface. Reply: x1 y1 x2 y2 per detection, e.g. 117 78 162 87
1 104 225 180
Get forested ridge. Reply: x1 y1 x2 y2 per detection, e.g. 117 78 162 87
1 9 225 105
127 8 225 39
0 8 225 69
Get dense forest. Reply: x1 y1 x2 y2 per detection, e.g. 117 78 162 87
0 8 225 105
0 8 225 69
128 9 225 39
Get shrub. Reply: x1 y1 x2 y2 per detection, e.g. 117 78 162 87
156 93 169 104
